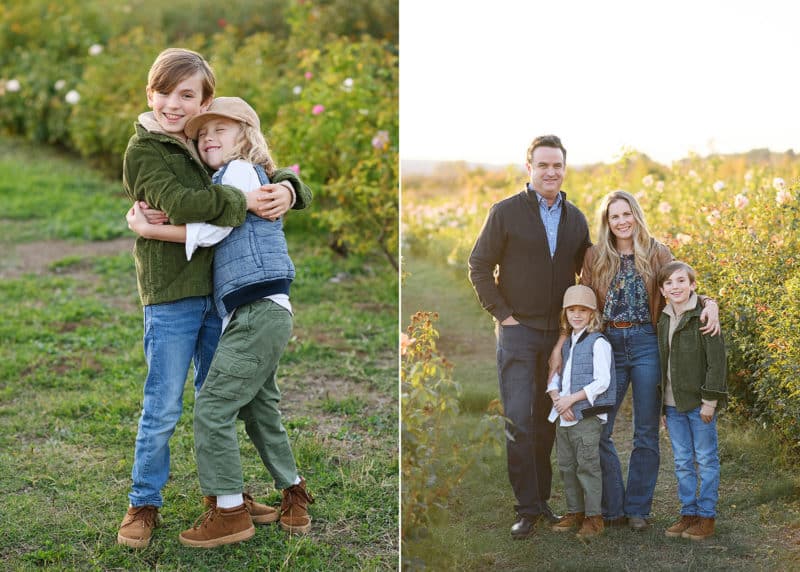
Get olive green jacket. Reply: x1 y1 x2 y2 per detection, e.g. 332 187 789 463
122 116 312 306
657 298 728 413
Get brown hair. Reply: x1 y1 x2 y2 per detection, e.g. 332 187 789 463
657 260 697 287
526 135 567 165
147 48 215 103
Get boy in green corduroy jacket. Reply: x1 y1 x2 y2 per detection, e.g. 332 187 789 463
657 260 727 542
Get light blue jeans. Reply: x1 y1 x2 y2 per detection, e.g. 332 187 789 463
665 405 720 518
601 323 661 520
128 296 221 507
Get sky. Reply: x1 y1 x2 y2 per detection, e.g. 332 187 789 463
400 0 800 167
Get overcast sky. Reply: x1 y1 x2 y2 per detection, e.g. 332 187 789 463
400 0 800 166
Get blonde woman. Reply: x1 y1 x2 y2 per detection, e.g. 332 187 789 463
550 190 719 531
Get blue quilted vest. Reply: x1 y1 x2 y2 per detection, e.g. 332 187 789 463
558 330 617 420
211 162 295 317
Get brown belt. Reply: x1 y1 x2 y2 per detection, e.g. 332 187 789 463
607 321 634 329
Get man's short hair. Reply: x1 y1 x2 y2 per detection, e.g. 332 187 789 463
526 135 567 165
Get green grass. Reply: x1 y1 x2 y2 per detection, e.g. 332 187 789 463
0 137 398 570
402 255 800 571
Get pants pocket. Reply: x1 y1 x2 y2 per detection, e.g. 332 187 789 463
201 347 259 400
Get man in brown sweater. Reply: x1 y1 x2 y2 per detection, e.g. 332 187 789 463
468 135 591 539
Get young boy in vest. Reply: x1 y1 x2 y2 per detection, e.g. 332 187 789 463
547 285 616 538
127 96 313 548
658 261 727 541
118 49 311 548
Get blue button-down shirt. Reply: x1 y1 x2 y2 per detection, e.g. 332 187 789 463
528 183 562 257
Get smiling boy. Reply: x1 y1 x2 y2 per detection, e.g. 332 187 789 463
657 261 727 541
118 48 310 549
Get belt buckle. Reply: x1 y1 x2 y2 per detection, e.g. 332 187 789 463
611 321 633 329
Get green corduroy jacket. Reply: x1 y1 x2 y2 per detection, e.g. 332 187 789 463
122 119 312 306
657 297 728 413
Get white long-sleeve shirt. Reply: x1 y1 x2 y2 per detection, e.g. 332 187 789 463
547 328 612 427
184 159 291 329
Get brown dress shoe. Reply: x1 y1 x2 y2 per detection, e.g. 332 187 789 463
576 515 604 538
681 517 715 540
665 515 698 538
117 505 160 548
280 477 315 534
179 504 255 548
551 512 584 532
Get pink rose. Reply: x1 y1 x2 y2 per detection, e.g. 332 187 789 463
304 71 313 80
312 104 325 115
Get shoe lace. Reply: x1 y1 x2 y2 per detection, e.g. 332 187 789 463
129 506 158 527
281 485 315 514
190 507 218 530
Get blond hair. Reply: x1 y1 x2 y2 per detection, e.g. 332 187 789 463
223 122 276 177
592 190 655 289
147 48 215 104
559 305 603 334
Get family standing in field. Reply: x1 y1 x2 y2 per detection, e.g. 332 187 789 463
469 135 728 541
117 48 315 549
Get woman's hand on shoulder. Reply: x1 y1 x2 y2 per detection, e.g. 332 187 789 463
699 299 720 336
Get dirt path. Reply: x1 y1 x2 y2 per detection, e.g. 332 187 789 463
0 237 135 278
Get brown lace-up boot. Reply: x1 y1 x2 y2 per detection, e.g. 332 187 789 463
551 512 584 532
681 517 715 540
665 515 698 538
204 494 279 524
117 505 161 548
576 515 604 538
178 504 255 548
280 477 315 533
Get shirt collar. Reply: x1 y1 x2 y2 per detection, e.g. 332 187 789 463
527 183 562 208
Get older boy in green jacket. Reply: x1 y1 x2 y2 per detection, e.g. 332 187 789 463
657 261 727 542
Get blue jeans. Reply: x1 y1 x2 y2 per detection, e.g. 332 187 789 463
665 406 720 518
129 296 221 507
496 324 558 517
601 323 661 520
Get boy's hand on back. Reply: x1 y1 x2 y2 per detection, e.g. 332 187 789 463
247 183 293 221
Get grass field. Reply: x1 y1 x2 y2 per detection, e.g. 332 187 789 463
402 256 800 571
0 138 399 570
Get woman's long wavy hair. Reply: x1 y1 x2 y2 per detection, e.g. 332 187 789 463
592 190 655 288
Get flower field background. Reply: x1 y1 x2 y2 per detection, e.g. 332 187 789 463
403 150 800 451
0 0 398 268
401 150 800 569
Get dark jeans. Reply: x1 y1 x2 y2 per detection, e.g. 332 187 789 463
496 323 558 517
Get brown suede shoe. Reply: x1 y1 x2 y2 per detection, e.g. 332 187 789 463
551 512 584 532
576 515 604 539
280 477 315 534
179 504 255 548
665 515 698 538
204 494 279 525
681 517 715 541
244 493 280 524
117 505 160 548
